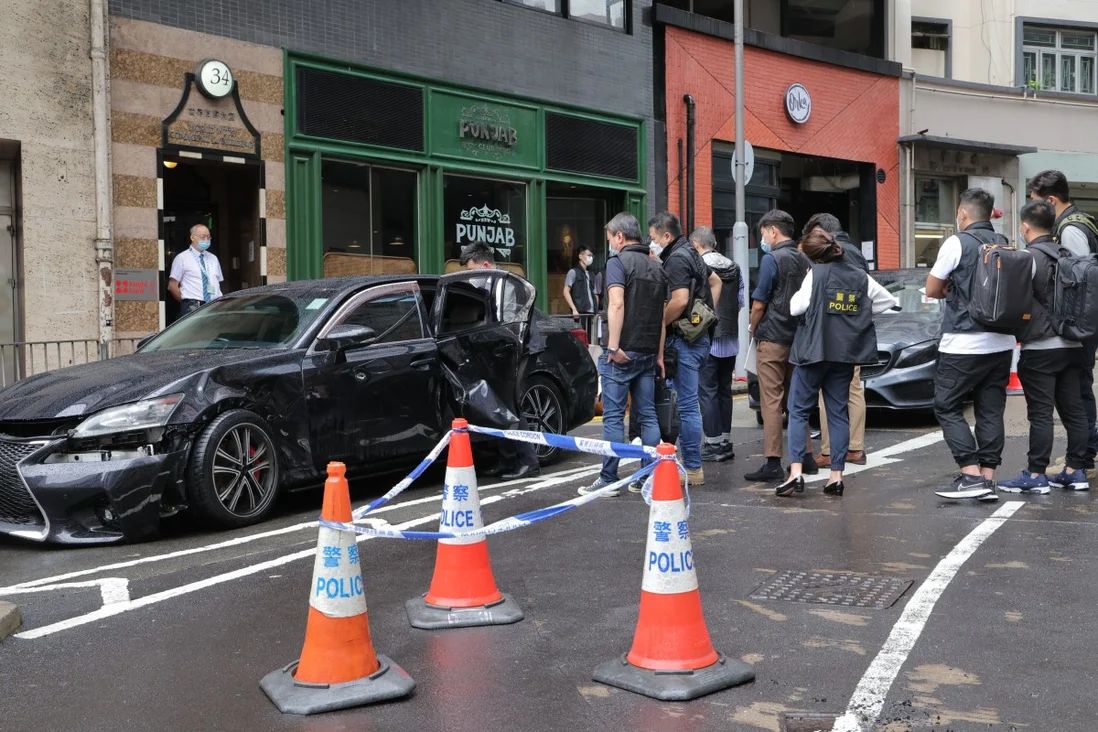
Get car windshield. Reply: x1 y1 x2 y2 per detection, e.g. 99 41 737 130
880 282 942 315
140 293 330 351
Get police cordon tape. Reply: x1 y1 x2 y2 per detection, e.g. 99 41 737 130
322 425 690 541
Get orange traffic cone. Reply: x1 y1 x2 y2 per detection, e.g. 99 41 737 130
593 442 755 700
405 418 524 629
1007 342 1024 395
260 462 414 714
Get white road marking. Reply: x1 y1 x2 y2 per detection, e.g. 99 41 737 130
11 463 607 640
804 430 943 483
2 462 600 591
0 578 131 606
831 500 1024 732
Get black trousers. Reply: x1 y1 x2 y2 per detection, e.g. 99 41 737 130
933 351 1012 469
1018 348 1089 472
699 353 735 440
1080 338 1098 466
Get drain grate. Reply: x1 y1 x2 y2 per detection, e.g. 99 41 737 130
779 712 840 732
749 570 913 609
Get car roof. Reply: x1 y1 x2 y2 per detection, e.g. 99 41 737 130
225 274 442 300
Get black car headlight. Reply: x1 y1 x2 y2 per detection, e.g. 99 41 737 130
70 394 184 438
893 341 938 369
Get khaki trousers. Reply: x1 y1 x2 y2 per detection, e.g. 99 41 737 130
757 340 810 459
819 365 865 453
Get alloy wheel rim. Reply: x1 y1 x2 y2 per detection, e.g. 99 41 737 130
521 384 562 459
212 423 276 517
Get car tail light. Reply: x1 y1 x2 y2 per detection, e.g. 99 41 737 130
569 327 589 347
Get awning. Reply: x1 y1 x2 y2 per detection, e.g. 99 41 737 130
897 134 1037 156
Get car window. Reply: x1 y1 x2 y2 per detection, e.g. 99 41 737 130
496 276 534 325
437 281 493 335
883 285 942 315
141 294 326 351
339 292 425 343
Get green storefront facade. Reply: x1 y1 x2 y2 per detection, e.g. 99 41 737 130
284 52 647 312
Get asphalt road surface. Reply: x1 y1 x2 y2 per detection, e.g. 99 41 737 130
1 396 1095 732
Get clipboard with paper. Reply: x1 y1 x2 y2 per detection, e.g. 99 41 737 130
744 338 757 374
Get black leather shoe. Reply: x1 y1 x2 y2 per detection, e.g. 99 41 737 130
480 463 507 478
824 480 845 496
745 462 784 482
775 475 805 497
501 464 541 481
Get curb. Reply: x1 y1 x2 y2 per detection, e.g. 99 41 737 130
0 601 21 640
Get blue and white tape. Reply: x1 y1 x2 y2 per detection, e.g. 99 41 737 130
322 462 659 540
466 425 658 460
351 430 453 519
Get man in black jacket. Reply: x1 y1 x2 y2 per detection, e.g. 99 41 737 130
998 201 1089 493
580 213 667 497
1027 170 1098 473
690 226 744 463
745 209 813 483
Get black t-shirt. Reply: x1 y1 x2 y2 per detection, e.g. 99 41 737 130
661 238 709 304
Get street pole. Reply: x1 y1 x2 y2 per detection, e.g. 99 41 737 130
733 0 750 373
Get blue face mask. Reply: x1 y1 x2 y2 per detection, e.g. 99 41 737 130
760 241 772 254
197 239 212 251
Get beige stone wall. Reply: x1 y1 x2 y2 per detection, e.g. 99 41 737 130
109 17 286 335
0 1 101 343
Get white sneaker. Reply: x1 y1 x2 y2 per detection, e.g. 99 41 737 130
578 477 620 497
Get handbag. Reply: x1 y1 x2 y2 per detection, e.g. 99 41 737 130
673 297 718 342
655 378 680 444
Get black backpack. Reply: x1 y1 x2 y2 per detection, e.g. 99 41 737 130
1051 249 1098 341
960 232 1035 334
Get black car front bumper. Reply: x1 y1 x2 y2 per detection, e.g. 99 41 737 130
0 437 189 545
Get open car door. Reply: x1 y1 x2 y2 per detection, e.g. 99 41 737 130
431 270 535 427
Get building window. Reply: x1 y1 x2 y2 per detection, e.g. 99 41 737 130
1023 25 1097 94
443 175 527 275
503 0 628 31
913 175 959 267
912 19 950 78
321 160 418 275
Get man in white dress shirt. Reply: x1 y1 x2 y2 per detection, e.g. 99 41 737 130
168 223 224 316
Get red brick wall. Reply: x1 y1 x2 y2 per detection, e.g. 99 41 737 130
664 26 901 269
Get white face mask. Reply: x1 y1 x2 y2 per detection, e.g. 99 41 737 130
582 254 594 266
649 240 664 257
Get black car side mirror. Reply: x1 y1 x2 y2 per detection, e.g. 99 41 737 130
322 324 378 352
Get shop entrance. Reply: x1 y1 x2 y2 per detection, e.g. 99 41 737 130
545 183 623 317
713 148 878 277
161 156 261 324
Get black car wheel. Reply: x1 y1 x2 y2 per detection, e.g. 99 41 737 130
187 409 280 528
521 375 565 465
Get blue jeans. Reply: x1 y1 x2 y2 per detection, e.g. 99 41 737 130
667 334 710 470
599 351 659 483
788 362 854 471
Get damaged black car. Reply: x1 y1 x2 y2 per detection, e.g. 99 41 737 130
0 270 596 545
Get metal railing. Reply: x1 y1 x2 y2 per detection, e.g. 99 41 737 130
0 338 144 389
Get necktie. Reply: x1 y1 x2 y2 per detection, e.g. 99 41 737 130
200 252 211 303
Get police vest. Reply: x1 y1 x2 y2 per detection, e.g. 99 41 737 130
755 241 811 345
941 221 1010 335
790 260 878 366
567 266 595 313
615 245 666 354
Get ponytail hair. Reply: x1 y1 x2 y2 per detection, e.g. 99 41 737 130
799 228 843 263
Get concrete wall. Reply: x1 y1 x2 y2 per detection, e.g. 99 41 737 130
107 0 658 207
910 0 1098 85
0 0 100 343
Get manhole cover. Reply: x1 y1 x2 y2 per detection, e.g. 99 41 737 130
749 570 912 609
779 712 840 732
